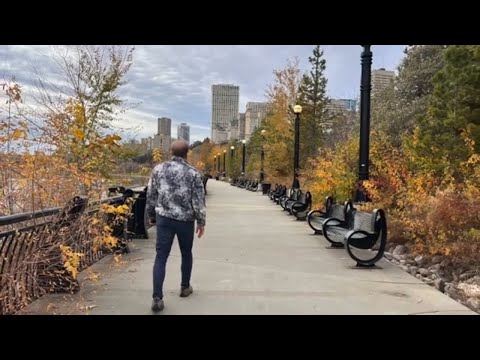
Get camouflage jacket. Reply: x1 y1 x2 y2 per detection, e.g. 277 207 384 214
146 156 206 226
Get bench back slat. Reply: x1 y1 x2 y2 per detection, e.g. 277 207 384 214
329 204 345 220
325 196 333 211
353 211 374 232
306 192 312 205
292 189 301 201
350 208 387 235
297 193 306 203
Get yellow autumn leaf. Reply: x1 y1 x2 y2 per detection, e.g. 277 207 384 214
104 134 121 145
73 128 85 141
115 204 130 215
84 177 92 188
87 271 100 282
12 129 25 140
102 205 117 214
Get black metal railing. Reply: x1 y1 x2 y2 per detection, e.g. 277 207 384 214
0 186 148 315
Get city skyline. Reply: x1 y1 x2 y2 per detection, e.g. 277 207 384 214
0 45 407 143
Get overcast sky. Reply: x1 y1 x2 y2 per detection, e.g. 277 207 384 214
0 45 406 142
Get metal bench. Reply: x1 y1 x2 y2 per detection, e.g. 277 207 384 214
268 184 281 200
307 197 352 237
283 189 302 212
281 189 301 210
272 186 287 203
247 180 259 192
290 192 313 221
322 208 388 267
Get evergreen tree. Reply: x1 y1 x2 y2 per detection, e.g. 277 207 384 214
297 45 329 166
372 45 446 147
410 45 480 180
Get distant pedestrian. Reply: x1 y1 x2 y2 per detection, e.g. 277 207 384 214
146 140 206 312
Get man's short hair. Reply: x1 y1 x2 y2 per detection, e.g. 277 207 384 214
171 140 189 158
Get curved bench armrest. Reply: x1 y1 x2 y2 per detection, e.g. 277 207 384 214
322 217 345 236
290 201 305 211
322 217 344 227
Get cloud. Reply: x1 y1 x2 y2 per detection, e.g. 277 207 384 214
1 45 406 142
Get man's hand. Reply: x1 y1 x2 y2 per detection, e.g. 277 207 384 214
148 217 156 226
196 225 205 238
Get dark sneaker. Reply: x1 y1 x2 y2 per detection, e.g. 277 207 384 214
180 286 193 298
151 297 164 312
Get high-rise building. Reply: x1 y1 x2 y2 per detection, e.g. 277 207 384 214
228 117 239 141
211 84 239 143
245 102 269 140
238 113 246 140
158 117 171 136
141 137 154 152
322 98 359 134
325 99 357 115
372 68 395 95
156 117 172 154
177 123 190 144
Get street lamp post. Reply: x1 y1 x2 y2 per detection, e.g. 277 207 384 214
260 129 266 183
230 146 235 178
292 105 302 189
355 45 372 203
217 153 221 173
223 150 226 175
213 155 216 175
241 139 246 176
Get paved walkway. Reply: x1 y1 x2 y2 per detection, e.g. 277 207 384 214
22 180 475 315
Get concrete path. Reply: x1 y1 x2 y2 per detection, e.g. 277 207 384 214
22 180 475 315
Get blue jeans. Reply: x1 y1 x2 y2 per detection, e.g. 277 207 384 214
153 215 195 299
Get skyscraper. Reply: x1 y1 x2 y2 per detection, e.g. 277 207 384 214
211 84 239 143
156 117 172 154
238 113 246 140
325 99 357 115
158 117 171 137
245 102 269 140
372 68 395 95
177 123 190 144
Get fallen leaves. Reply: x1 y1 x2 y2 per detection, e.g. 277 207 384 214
86 271 100 282
80 304 97 312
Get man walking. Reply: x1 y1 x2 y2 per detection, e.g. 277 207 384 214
146 140 206 312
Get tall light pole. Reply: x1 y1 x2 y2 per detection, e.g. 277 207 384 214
230 145 235 178
260 129 266 183
292 105 302 189
213 155 216 174
355 45 372 203
217 153 221 173
223 149 226 175
241 139 246 176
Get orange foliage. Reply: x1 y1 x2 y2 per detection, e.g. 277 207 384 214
302 127 480 266
303 136 358 209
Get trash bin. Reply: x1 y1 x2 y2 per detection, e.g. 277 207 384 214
261 183 271 195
